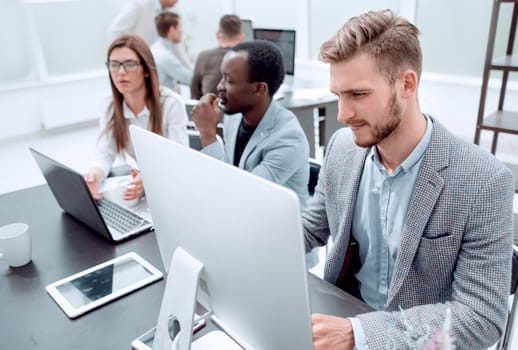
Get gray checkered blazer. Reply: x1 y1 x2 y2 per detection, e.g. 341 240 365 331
303 117 515 349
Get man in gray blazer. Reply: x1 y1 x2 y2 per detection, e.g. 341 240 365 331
305 10 515 350
190 40 309 208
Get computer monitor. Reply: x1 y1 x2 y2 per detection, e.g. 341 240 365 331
130 126 313 349
253 28 296 76
240 19 254 42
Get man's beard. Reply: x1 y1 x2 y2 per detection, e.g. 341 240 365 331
354 91 402 148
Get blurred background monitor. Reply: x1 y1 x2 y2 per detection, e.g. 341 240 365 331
253 28 296 76
240 19 254 42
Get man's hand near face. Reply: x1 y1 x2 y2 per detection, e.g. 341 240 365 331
191 93 223 147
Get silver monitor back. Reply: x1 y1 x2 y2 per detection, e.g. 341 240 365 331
130 126 313 349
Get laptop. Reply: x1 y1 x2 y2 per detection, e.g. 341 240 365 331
29 148 153 242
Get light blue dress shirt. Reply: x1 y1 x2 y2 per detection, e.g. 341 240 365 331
150 37 194 89
350 114 432 349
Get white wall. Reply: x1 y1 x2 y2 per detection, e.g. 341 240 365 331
419 75 518 164
0 73 109 140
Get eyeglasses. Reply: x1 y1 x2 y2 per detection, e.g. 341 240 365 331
105 60 141 72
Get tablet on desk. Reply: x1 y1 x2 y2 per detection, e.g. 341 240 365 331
46 252 163 318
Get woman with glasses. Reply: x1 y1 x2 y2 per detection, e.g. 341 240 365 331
85 34 189 200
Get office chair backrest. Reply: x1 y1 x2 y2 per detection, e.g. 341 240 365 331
308 159 321 196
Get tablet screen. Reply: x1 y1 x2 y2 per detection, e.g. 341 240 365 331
56 258 153 308
46 252 163 318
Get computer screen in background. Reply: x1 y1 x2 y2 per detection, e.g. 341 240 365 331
253 28 296 76
240 19 254 42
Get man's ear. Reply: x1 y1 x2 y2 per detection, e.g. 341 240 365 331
166 26 175 41
253 82 268 96
400 69 418 98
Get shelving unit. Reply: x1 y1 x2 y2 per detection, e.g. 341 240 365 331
474 0 518 193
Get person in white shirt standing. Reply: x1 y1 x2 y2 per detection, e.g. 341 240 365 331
107 0 178 45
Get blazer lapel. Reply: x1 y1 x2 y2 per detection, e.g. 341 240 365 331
326 143 368 283
386 122 449 306
238 101 277 169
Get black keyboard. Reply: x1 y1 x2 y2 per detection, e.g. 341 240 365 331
97 199 151 234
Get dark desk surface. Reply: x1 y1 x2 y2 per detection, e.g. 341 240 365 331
0 185 371 349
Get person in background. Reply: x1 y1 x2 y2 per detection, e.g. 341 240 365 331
190 14 244 100
86 34 189 200
303 9 515 350
191 40 319 268
107 0 178 46
151 11 193 91
107 0 192 73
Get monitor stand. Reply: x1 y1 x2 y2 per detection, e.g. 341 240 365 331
154 247 203 350
153 248 242 350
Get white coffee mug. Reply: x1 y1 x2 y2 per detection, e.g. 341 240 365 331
102 178 139 207
0 223 32 267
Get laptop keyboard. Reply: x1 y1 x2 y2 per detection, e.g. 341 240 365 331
97 199 151 234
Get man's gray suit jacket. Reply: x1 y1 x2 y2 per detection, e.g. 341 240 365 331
303 117 515 349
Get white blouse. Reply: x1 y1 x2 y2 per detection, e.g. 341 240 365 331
90 86 189 177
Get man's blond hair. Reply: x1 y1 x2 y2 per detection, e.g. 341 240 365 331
320 9 422 84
